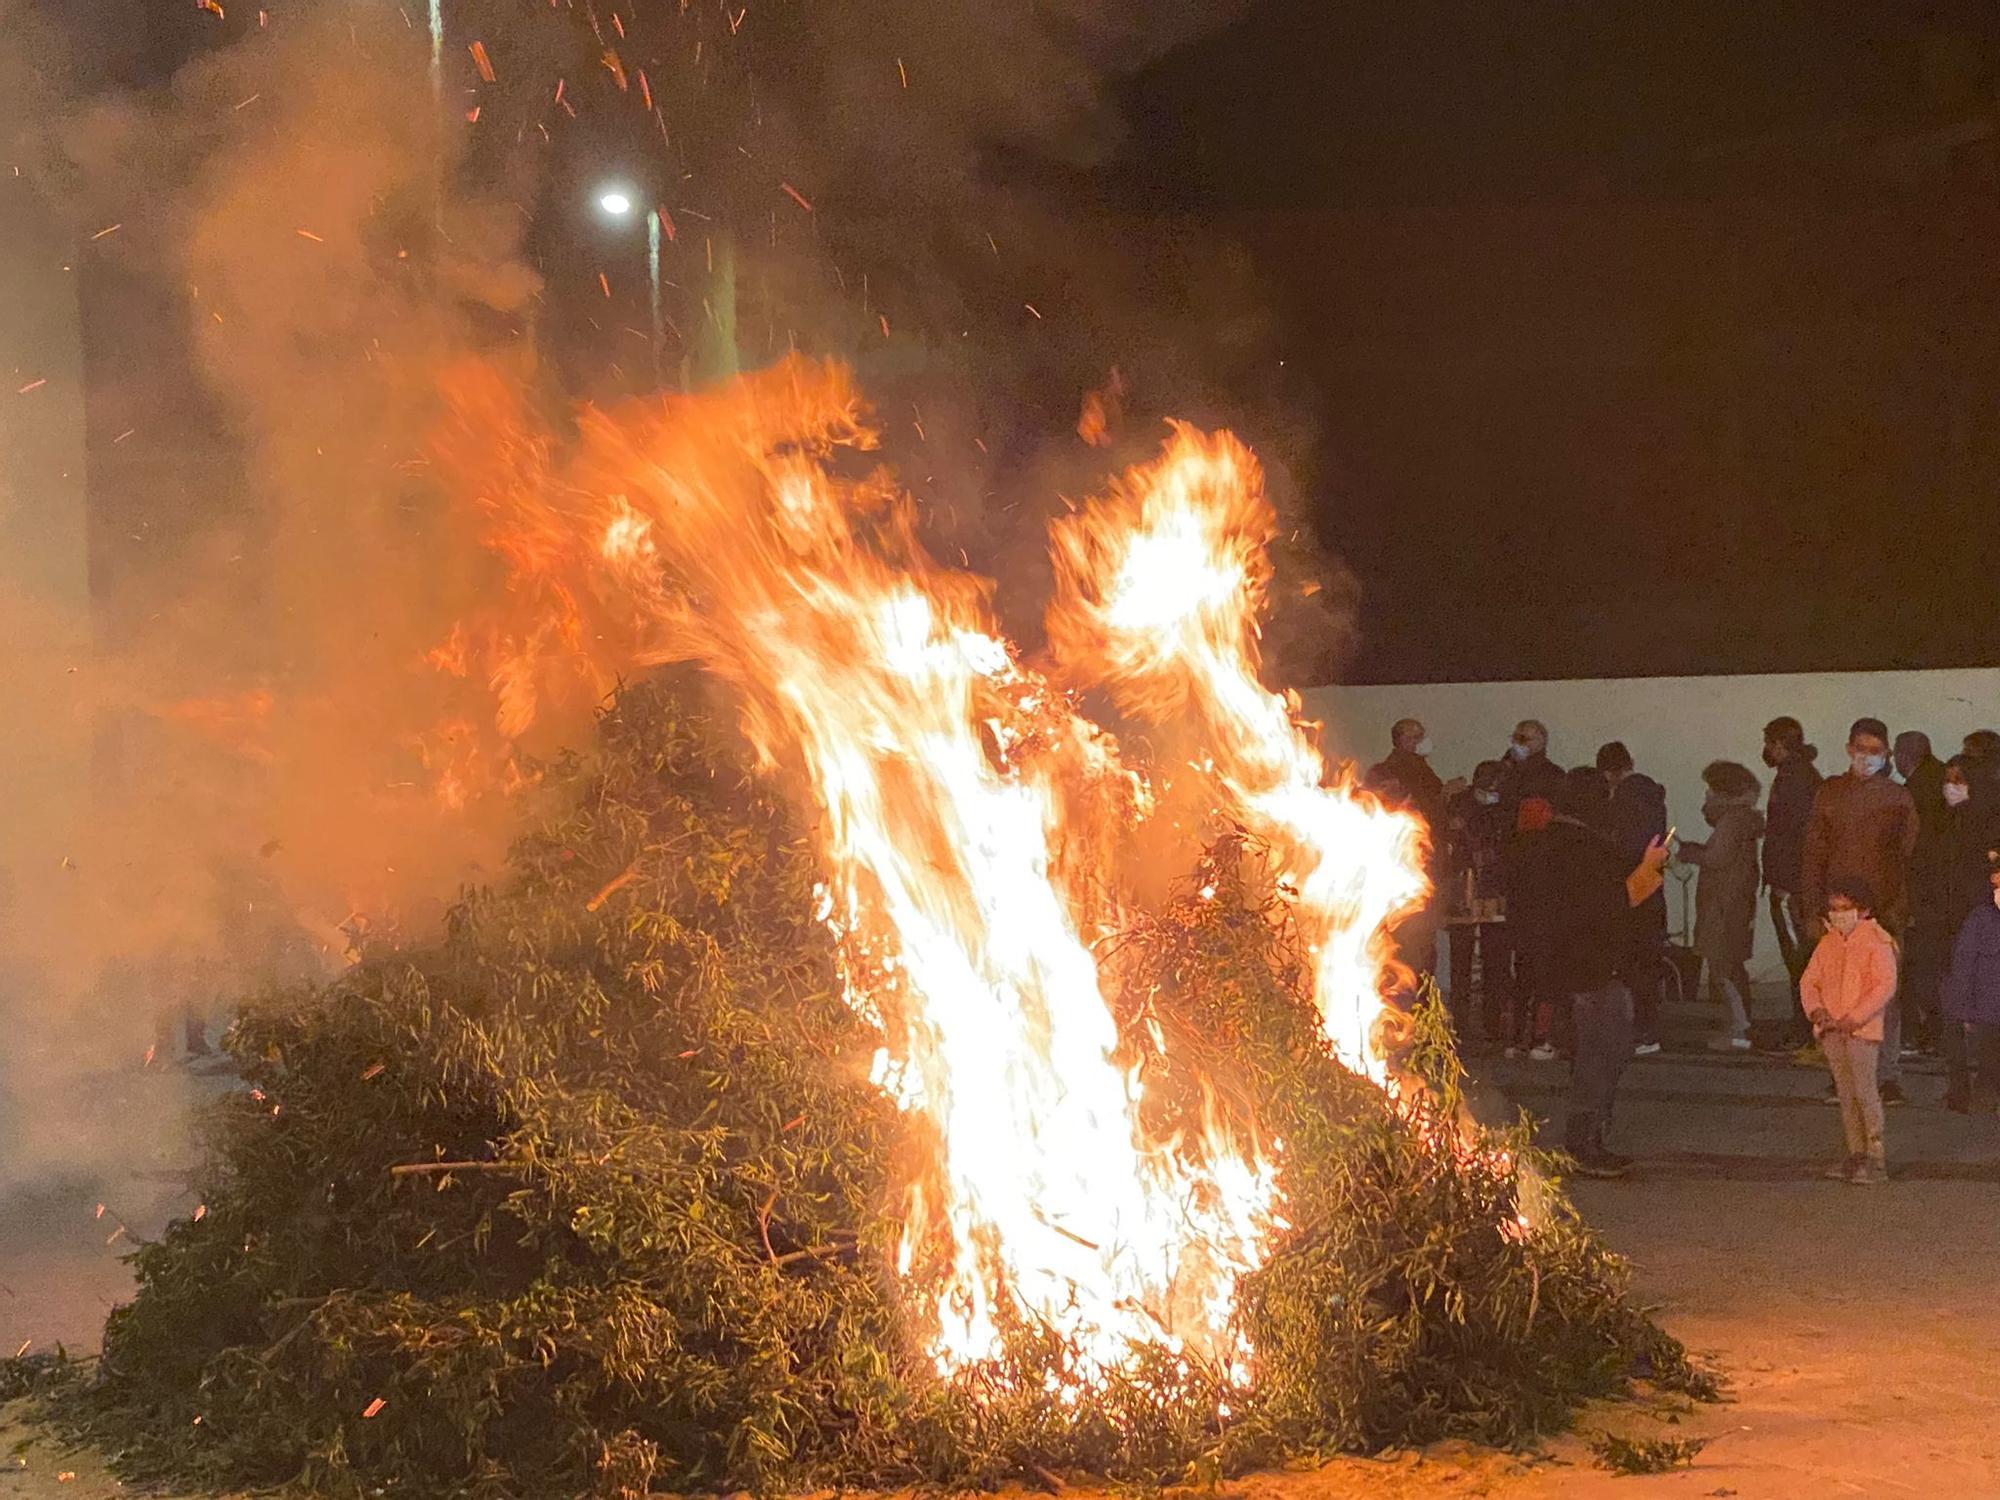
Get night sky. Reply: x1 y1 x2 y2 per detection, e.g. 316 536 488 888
53 0 2000 688
1116 2 2000 684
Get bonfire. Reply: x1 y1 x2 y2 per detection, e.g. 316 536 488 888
28 359 1709 1498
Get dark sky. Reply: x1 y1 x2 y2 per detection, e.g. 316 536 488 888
1113 2 2000 683
58 0 2000 687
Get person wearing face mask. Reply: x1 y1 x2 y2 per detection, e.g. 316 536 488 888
1894 731 1950 1054
1761 717 1823 1048
1366 719 1466 835
1941 755 2000 935
1498 719 1565 811
1444 760 1514 1042
1801 877 1898 1184
1677 761 1766 1051
1802 717 1920 1104
1939 847 2000 1114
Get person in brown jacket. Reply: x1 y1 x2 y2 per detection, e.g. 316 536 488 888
1802 717 1919 1102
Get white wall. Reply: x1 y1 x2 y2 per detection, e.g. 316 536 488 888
1304 670 2000 983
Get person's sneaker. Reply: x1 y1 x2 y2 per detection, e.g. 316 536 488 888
1570 1150 1630 1180
1821 1082 1842 1104
1706 1036 1752 1053
1632 1040 1663 1058
1528 1042 1559 1061
1880 1081 1909 1107
1900 1045 1925 1062
1821 1156 1859 1182
1502 1045 1522 1060
1849 1160 1889 1185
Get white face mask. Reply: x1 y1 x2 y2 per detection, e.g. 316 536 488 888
1827 908 1861 935
1851 751 1886 778
1413 736 1434 758
1474 789 1500 806
1507 742 1532 762
1946 782 1972 808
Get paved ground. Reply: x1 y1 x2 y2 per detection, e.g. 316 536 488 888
3 1030 1999 1497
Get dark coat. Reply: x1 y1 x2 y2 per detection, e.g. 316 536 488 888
1761 751 1821 894
1505 817 1631 996
1944 800 2000 936
1680 801 1765 966
1943 901 2000 1027
1903 755 1951 919
1444 790 1510 909
1499 750 1565 813
1367 747 1448 834
1607 772 1668 937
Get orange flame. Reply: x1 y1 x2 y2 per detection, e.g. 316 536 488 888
1047 425 1429 1083
425 356 1430 1380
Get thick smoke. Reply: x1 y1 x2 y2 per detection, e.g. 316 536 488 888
0 0 1359 1211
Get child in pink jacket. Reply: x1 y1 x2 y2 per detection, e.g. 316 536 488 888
1800 875 1899 1184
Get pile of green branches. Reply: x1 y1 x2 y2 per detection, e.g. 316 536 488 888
36 676 1710 1499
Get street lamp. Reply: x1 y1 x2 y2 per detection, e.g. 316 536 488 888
590 183 660 383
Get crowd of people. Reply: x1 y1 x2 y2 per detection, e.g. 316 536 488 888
1364 714 2000 1182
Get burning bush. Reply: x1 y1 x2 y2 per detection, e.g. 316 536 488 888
39 675 1708 1500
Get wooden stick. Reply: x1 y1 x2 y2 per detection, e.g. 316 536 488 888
388 1160 522 1177
585 862 641 912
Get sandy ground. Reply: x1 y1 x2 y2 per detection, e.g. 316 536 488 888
3 1037 1999 1498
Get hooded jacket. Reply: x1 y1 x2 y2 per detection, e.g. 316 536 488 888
1801 770 1919 928
1679 800 1766 966
1800 916 1898 1042
1761 749 1821 894
1943 901 2000 1028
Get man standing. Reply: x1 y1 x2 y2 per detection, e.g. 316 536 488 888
1803 717 1920 1103
1895 730 1950 1052
1365 719 1465 994
1597 741 1669 1055
1508 768 1670 1177
1500 719 1565 809
1762 717 1823 1047
1366 718 1463 834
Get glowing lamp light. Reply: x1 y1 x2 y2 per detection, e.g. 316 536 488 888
597 188 634 218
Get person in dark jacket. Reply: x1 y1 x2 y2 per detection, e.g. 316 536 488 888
1761 716 1822 1046
1941 755 2000 936
1597 741 1668 1054
1365 719 1463 991
1940 846 2000 1113
1678 761 1766 1050
1894 730 1950 1051
1366 718 1464 834
1507 767 1669 1177
1499 719 1566 810
1964 729 2000 766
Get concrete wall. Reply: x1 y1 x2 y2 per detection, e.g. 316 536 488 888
1304 670 2000 982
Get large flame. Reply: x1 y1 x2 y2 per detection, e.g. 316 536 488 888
424 355 1427 1380
1047 426 1430 1083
